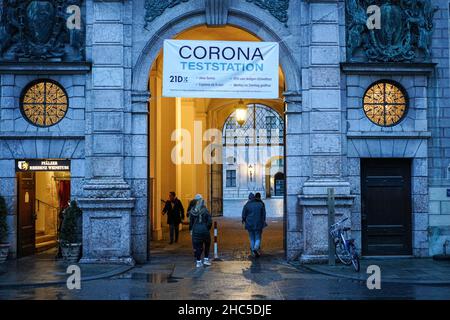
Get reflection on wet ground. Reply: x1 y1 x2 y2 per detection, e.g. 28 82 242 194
1 254 450 300
1 200 450 300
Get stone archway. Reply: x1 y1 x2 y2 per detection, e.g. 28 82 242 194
130 3 303 261
132 11 301 93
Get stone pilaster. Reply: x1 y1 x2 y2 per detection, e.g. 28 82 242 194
79 0 134 265
298 0 354 263
299 180 354 263
284 91 305 260
129 90 150 263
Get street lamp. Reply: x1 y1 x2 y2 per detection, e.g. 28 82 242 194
235 99 247 126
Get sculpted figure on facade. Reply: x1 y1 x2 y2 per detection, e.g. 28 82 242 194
346 0 437 62
0 0 84 61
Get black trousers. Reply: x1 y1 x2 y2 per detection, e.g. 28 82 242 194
169 223 180 242
192 236 211 260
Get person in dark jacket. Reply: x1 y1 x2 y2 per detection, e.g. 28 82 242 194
162 192 185 244
186 198 197 218
242 192 267 257
189 194 213 267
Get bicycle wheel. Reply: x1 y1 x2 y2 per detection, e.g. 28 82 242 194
335 240 352 265
349 243 360 272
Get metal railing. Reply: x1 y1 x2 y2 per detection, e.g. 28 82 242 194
35 199 59 237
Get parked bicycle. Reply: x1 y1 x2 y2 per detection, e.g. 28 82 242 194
330 217 360 272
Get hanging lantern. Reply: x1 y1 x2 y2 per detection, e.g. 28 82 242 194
235 99 247 126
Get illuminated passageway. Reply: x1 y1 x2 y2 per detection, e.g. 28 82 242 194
148 25 286 258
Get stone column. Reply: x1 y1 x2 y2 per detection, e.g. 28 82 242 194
284 91 305 260
298 1 354 263
129 90 150 263
79 0 134 265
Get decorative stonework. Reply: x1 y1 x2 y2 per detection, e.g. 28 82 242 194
245 0 289 24
346 0 437 62
144 0 289 27
144 0 190 27
0 0 85 61
206 0 229 26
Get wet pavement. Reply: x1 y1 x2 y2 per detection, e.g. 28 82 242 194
303 258 450 285
0 249 133 288
1 217 450 299
1 252 450 300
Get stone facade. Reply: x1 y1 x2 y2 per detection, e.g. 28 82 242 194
0 0 449 263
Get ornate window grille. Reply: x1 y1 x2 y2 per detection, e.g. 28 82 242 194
363 80 408 127
20 79 69 128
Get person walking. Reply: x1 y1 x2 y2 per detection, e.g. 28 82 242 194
162 191 185 244
186 197 197 218
242 192 267 257
189 194 213 267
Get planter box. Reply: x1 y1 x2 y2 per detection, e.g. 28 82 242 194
60 243 82 263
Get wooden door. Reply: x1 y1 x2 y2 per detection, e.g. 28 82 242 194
274 172 285 196
361 159 412 256
210 163 223 217
17 172 36 257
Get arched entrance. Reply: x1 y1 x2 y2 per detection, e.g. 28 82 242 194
147 25 286 257
131 8 302 261
264 156 285 199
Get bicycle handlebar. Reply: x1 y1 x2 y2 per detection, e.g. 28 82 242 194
330 217 349 228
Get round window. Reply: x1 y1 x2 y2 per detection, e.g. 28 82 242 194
20 79 69 127
363 81 408 127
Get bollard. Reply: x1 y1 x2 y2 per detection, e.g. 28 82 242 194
213 221 222 261
328 188 336 266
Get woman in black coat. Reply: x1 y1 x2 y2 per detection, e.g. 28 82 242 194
189 194 213 267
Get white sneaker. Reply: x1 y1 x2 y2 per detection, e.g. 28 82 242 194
196 260 203 268
203 258 212 266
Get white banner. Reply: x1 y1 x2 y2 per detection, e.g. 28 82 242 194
163 40 279 99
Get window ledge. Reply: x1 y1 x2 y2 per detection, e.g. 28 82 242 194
341 63 436 75
0 62 92 75
347 131 432 139
0 132 85 139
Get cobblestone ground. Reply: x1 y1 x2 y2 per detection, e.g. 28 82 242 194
153 216 284 261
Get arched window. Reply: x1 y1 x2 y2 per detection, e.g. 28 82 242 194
20 79 69 127
223 104 284 146
363 80 408 127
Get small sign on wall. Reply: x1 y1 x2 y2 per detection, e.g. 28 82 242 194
15 159 71 172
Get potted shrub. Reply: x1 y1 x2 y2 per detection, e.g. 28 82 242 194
59 200 82 263
0 196 9 263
